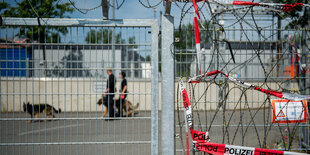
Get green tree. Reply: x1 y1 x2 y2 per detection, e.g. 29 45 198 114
174 20 212 76
1 0 74 42
85 29 138 46
146 55 151 61
85 29 125 44
0 2 8 12
175 20 212 50
1 0 74 76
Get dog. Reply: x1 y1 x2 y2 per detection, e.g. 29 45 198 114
96 96 139 117
23 102 61 122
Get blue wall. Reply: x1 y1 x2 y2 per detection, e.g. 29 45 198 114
0 48 29 77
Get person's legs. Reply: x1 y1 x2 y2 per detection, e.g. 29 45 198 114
115 99 121 117
118 99 123 117
107 95 114 117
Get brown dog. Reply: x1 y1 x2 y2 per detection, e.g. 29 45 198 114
23 102 61 122
96 96 139 117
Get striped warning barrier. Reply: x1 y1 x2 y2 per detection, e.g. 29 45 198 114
194 142 307 155
179 78 307 155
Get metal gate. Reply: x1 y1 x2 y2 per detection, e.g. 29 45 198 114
0 17 159 155
174 23 310 154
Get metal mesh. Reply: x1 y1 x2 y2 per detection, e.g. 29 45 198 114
174 26 310 154
0 18 158 155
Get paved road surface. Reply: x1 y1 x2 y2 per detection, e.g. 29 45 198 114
1 112 153 155
0 110 306 155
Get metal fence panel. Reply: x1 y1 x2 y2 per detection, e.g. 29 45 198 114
0 17 158 155
174 25 309 154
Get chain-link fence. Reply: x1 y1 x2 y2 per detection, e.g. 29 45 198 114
0 17 159 155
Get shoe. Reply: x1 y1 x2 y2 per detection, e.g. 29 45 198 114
115 113 121 117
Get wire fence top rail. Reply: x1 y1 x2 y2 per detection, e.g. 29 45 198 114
1 17 158 27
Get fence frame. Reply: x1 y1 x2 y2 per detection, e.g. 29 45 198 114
161 15 175 155
1 17 159 155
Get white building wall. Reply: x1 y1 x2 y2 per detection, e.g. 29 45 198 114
1 78 297 112
33 48 122 78
141 62 151 79
191 49 274 79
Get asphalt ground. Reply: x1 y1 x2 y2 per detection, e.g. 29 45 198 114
0 111 153 155
0 110 307 155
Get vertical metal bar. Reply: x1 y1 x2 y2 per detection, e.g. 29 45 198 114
151 19 159 155
116 28 122 154
138 27 141 155
69 26 73 155
57 27 61 155
161 14 175 155
76 27 79 155
31 27 34 155
299 28 309 150
0 26 3 155
0 27 2 152
5 26 8 155
50 28 54 155
82 26 86 155
107 26 111 155
12 28 15 155
89 26 93 155
112 0 116 69
44 26 47 155
95 26 98 155
144 27 148 155
63 27 67 155
131 28 135 155
114 27 117 155
125 27 129 155
277 15 282 77
113 28 117 155
38 25 41 155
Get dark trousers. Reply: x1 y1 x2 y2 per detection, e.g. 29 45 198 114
106 95 115 117
115 99 123 117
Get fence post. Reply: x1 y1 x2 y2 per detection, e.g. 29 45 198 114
299 28 309 149
161 14 175 155
151 19 159 155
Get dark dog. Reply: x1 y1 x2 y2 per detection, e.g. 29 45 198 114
23 102 61 122
96 96 139 117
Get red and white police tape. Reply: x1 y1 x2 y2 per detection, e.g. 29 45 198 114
231 1 306 12
166 0 310 12
179 79 193 129
191 0 204 75
194 142 307 155
192 0 201 21
188 70 310 101
194 16 202 75
179 78 307 155
179 79 193 155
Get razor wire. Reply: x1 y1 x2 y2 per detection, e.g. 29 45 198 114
172 0 310 154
